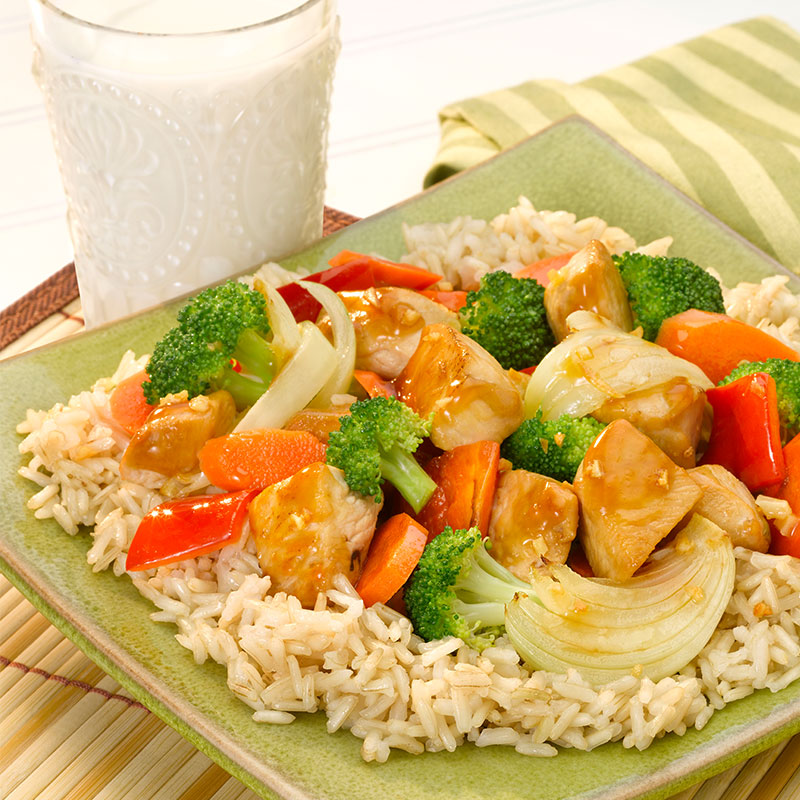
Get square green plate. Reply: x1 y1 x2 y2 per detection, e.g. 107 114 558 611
3 117 800 800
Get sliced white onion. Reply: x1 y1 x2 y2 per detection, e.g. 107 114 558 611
524 313 713 420
234 321 336 432
504 515 735 685
261 283 301 361
298 280 357 407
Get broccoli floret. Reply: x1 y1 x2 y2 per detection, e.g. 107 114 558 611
404 526 532 650
614 252 725 341
501 410 606 483
459 270 555 370
143 281 275 408
720 358 800 441
325 396 437 513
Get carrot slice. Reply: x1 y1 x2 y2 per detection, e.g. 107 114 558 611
416 440 500 542
513 252 577 286
355 513 428 606
655 309 800 385
109 370 157 436
198 429 326 491
418 290 468 312
353 369 396 399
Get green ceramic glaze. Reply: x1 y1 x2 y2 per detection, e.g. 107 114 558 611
3 117 800 800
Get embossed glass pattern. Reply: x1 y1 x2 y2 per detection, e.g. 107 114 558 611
29 0 339 326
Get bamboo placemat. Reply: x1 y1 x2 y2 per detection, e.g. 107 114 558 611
2 206 800 800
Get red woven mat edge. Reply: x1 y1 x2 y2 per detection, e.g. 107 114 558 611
0 206 360 351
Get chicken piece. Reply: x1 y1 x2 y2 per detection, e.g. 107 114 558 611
487 469 578 580
284 405 350 444
687 464 770 552
592 378 708 468
249 463 380 607
318 287 459 379
573 419 702 580
395 324 524 450
544 240 633 341
120 390 236 487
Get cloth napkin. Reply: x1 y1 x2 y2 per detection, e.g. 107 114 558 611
425 17 800 273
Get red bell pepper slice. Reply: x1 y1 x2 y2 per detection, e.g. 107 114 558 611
328 250 441 290
276 253 441 323
764 433 800 557
700 373 785 492
125 489 257 571
277 260 374 322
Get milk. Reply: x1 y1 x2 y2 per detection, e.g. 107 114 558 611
30 0 339 326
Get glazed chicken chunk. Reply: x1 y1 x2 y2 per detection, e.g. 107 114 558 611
487 469 578 580
248 462 381 607
395 323 524 450
573 419 702 580
120 390 236 488
592 377 708 468
319 287 459 379
543 240 633 342
687 464 770 552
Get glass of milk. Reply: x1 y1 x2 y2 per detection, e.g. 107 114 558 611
28 0 340 327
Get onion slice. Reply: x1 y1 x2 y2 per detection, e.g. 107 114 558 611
234 321 336 432
504 515 735 684
525 313 713 420
261 283 301 361
298 280 357 407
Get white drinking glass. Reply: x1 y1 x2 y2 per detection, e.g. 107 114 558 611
29 0 340 327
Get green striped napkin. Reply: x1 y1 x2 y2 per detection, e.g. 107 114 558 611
425 17 800 272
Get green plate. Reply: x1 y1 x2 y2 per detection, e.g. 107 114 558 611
3 117 800 800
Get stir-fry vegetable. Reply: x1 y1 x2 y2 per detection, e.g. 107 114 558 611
277 251 441 322
505 515 735 684
325 396 437 513
501 410 606 483
513 251 576 285
720 359 800 442
234 322 336 432
126 490 256 571
144 281 275 408
768 433 800 557
655 309 800 384
327 250 442 290
459 270 554 370
299 281 357 407
415 441 500 542
355 513 428 607
702 373 785 492
525 311 712 421
417 290 468 311
405 526 530 651
109 369 156 435
353 370 396 399
614 252 725 341
198 429 326 492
